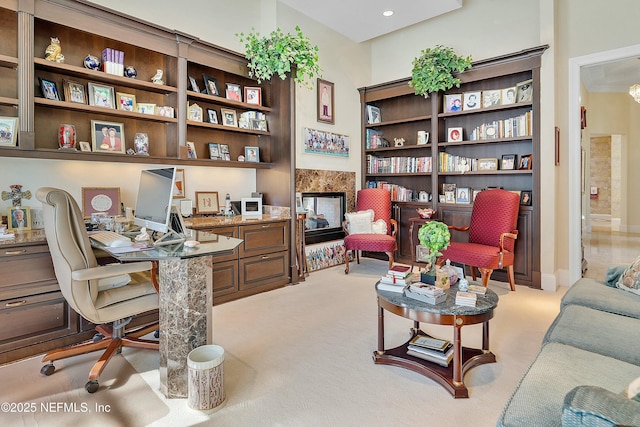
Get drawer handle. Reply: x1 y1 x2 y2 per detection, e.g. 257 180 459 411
6 300 27 308
261 225 270 228
261 255 269 259
4 249 27 255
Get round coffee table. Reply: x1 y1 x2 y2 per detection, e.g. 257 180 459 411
374 282 499 398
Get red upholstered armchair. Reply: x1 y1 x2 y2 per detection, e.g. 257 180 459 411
439 189 520 291
343 188 398 274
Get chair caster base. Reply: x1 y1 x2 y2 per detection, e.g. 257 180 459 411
85 380 99 393
40 363 55 376
154 330 160 338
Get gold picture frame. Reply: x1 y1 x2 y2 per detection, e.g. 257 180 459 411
195 191 220 214
116 92 137 112
8 206 31 230
478 158 499 171
63 79 87 104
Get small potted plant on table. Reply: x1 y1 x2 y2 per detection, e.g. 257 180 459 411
417 221 451 284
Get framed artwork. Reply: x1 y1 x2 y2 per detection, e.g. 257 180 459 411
188 103 203 122
133 132 149 155
39 77 60 101
195 191 220 214
63 79 86 104
501 154 517 170
137 103 156 115
502 87 517 105
225 83 242 101
251 119 267 131
478 158 499 171
88 82 115 108
156 106 174 118
447 127 463 143
444 94 462 113
8 206 31 231
90 120 125 153
244 86 262 105
173 169 185 198
116 92 136 112
463 91 481 111
186 141 197 159
444 191 456 203
209 143 220 159
188 75 200 93
220 144 230 161
516 79 533 103
366 105 381 124
221 108 237 127
482 90 501 108
203 74 220 96
81 187 121 218
303 127 350 157
519 154 533 170
79 141 91 152
520 191 532 206
456 187 470 204
245 146 259 162
0 116 18 147
207 108 218 124
317 78 334 124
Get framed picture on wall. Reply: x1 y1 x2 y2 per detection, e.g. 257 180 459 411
173 169 185 198
317 79 334 124
81 187 121 218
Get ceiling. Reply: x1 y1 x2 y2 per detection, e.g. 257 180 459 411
582 57 640 93
278 0 462 43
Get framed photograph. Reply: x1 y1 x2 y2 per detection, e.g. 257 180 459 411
482 90 501 108
186 141 197 159
245 86 262 106
203 74 220 96
195 191 220 214
156 106 174 118
39 77 60 101
456 187 470 204
207 108 218 124
188 103 203 122
478 158 499 171
133 132 149 155
137 103 156 115
245 146 259 162
8 206 31 231
366 105 381 124
90 120 125 153
188 76 200 93
501 154 517 170
173 168 185 198
225 83 242 102
79 141 91 152
444 191 456 203
220 144 230 161
221 108 237 127
317 78 334 124
472 189 482 201
63 79 86 104
520 191 532 206
209 143 220 159
516 79 533 103
116 92 136 112
444 94 462 113
250 119 267 132
519 153 533 170
0 116 18 147
81 187 121 218
88 82 115 108
447 127 463 143
463 91 481 111
502 87 517 105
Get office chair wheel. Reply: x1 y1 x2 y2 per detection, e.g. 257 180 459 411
154 330 160 338
40 363 55 376
92 333 104 342
85 380 99 393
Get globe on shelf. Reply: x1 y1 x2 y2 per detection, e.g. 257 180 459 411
83 54 100 70
124 65 137 78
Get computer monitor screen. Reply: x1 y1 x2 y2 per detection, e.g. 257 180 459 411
133 167 176 233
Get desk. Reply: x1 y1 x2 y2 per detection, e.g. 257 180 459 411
101 231 242 398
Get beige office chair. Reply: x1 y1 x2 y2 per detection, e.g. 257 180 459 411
36 187 159 393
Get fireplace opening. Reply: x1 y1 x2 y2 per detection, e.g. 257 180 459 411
302 191 346 245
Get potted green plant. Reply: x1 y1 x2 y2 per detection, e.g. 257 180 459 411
409 45 472 98
417 221 451 282
236 26 321 89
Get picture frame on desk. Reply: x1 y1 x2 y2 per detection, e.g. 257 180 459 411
8 206 31 231
90 120 125 153
195 191 220 215
39 77 60 101
87 82 115 109
63 79 86 104
0 116 18 147
203 74 220 96
81 187 121 218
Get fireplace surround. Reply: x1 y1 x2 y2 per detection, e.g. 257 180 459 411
302 192 346 245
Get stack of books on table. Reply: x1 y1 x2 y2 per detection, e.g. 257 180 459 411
405 283 446 305
406 335 454 367
468 284 487 295
377 265 415 293
455 291 477 307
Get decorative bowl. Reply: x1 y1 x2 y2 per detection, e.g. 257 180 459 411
83 54 100 70
124 65 137 78
416 208 436 219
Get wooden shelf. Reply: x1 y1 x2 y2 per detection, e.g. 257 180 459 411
34 97 178 122
187 90 271 112
0 96 18 107
186 120 268 135
365 114 431 128
0 54 18 68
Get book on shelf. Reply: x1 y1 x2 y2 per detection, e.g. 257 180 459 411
455 291 477 307
407 345 454 367
380 273 415 286
405 288 447 305
376 282 407 293
388 264 412 278
468 284 487 295
409 335 451 352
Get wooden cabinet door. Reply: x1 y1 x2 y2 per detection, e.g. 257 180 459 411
239 221 289 258
239 251 290 291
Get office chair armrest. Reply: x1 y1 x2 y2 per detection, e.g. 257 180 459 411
72 261 153 281
499 231 519 250
447 225 470 232
390 219 398 237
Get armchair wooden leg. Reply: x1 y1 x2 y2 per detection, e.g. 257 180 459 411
479 268 493 287
471 267 478 282
507 265 516 291
345 250 350 274
386 252 394 270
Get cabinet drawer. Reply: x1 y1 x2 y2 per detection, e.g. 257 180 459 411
0 245 58 299
239 251 289 290
0 291 79 354
239 221 289 258
203 226 239 262
213 259 238 299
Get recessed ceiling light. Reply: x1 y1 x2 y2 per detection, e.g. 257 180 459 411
382 10 394 17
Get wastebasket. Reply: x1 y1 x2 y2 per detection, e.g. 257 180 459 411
187 344 226 413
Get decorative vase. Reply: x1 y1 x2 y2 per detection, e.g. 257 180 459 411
124 65 137 78
58 124 76 150
83 54 100 70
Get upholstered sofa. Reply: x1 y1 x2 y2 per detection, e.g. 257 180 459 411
497 267 640 427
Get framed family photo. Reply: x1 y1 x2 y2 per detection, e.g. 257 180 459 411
137 103 156 115
221 108 237 127
88 82 115 108
366 105 381 124
203 74 220 96
501 154 517 170
207 108 218 124
519 153 533 170
90 120 125 153
188 103 203 122
317 78 334 124
245 146 259 162
63 79 86 104
8 206 31 230
209 143 220 159
39 77 60 101
0 116 18 147
444 94 462 113
116 92 136 112
244 86 262 105
463 91 481 111
516 79 533 103
225 83 242 101
188 75 200 93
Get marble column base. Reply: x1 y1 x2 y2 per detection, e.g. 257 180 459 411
158 255 213 398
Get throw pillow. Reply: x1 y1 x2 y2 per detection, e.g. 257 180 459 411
344 209 374 234
606 264 628 287
616 256 640 295
371 219 387 235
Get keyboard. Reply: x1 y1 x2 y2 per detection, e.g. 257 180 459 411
89 231 133 247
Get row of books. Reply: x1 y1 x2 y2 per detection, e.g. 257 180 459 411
102 48 125 76
407 335 454 367
365 181 416 202
366 154 433 174
438 152 474 173
468 111 533 141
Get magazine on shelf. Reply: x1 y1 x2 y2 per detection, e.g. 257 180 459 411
409 335 451 352
407 345 454 366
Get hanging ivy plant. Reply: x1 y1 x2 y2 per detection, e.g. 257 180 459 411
409 45 472 98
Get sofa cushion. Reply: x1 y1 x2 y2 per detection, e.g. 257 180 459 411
616 256 640 295
497 342 640 427
562 385 640 427
561 278 640 319
543 304 640 365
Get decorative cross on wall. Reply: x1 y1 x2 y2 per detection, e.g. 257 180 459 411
1 184 32 207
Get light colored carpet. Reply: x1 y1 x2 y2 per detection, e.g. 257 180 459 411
0 259 567 426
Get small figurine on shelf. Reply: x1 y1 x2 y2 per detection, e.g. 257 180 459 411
151 69 164 85
84 54 100 70
44 37 64 63
394 137 405 147
124 65 137 78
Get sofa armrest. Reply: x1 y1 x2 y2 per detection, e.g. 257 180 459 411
562 385 640 427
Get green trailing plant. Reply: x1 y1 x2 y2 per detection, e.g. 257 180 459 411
417 221 451 274
409 45 472 98
236 26 321 89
